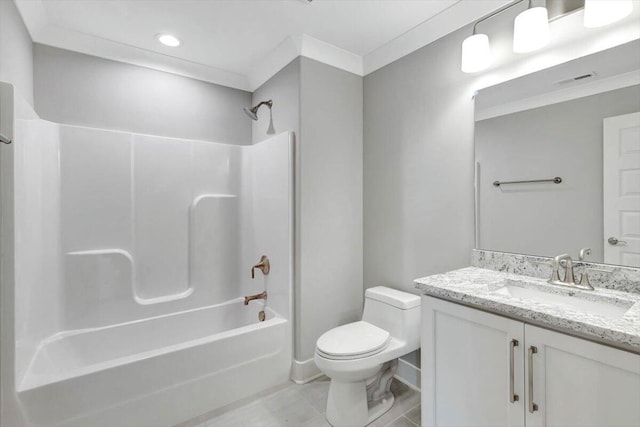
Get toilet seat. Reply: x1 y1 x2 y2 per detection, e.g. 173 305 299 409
316 321 391 360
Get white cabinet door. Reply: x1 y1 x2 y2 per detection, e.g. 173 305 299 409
524 325 640 427
422 296 525 427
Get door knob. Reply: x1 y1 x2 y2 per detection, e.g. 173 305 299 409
607 237 627 246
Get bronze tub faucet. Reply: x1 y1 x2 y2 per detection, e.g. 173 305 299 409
244 291 267 306
251 255 270 278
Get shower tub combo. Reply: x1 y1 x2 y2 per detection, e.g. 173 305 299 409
19 301 289 427
0 85 294 427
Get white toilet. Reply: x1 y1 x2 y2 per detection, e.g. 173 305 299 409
314 286 421 427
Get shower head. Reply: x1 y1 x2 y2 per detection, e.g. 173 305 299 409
243 100 273 121
243 107 258 120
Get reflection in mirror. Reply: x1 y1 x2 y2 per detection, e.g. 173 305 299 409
474 40 640 268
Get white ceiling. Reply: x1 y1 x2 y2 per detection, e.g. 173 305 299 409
15 0 511 91
41 0 457 74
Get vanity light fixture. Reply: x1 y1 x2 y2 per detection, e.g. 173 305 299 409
462 0 635 73
513 1 550 53
461 32 491 73
156 34 181 47
460 0 527 74
584 0 633 27
462 0 552 73
460 0 537 73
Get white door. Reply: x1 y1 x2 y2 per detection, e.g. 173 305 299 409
422 296 525 427
524 325 640 427
603 112 640 267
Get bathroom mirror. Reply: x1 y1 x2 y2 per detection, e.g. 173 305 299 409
474 39 640 268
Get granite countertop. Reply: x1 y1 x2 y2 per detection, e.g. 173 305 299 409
415 266 640 353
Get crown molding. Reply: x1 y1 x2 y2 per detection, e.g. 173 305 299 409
248 34 363 90
247 36 302 90
13 0 47 40
299 34 363 76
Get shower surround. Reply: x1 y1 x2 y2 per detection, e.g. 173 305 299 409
3 89 293 426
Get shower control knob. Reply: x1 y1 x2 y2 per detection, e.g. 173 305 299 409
607 237 627 246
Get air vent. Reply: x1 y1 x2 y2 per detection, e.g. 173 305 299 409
554 72 597 85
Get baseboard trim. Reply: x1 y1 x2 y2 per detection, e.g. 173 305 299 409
291 358 322 384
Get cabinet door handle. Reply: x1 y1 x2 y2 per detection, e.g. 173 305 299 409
528 346 539 413
509 339 519 403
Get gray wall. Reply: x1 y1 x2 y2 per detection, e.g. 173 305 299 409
364 24 477 293
34 45 252 144
298 57 363 361
252 58 363 362
476 85 640 262
0 0 34 105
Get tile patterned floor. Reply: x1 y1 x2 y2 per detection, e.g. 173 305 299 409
177 377 421 427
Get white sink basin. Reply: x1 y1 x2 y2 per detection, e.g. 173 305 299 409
492 283 634 319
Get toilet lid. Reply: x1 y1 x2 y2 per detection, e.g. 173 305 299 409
316 321 390 360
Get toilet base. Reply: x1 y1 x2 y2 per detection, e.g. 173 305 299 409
366 393 395 424
325 360 397 427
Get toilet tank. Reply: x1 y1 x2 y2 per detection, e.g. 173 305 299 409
362 286 421 350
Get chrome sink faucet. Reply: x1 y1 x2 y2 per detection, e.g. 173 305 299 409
549 253 594 290
550 254 575 285
579 247 592 261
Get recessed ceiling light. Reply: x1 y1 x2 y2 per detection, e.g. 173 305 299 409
156 34 181 47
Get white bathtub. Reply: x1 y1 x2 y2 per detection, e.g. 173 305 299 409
17 299 291 427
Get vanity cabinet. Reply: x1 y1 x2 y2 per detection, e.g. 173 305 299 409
422 296 640 427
